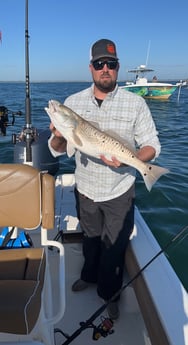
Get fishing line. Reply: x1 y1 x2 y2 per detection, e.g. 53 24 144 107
119 224 188 297
56 224 188 345
165 231 188 259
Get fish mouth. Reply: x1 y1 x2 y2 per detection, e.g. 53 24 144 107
48 99 60 112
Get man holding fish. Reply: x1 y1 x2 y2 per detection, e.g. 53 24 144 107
47 39 167 320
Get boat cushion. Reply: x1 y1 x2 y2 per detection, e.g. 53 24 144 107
0 164 41 229
0 247 46 334
0 164 55 230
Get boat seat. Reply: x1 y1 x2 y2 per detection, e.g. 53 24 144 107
0 164 65 345
0 248 45 334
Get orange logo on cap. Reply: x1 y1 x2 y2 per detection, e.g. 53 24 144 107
107 44 115 54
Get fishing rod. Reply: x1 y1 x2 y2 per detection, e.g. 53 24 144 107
55 224 188 345
13 0 59 174
24 0 34 162
13 0 37 159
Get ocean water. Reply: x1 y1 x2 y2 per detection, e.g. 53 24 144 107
0 81 188 291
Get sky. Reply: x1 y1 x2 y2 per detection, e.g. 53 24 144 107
0 0 188 82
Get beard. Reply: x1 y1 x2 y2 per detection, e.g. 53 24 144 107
94 73 117 93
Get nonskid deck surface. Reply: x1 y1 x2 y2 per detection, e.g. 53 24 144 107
29 173 150 345
48 174 150 345
52 242 150 345
28 228 149 345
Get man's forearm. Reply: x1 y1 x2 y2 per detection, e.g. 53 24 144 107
137 146 156 162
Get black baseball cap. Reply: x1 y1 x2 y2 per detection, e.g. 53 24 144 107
90 39 118 62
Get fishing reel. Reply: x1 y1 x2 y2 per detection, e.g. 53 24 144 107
92 316 114 340
12 125 38 144
0 105 22 136
0 106 8 135
54 316 114 344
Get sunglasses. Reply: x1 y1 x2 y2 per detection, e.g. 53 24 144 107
92 60 118 71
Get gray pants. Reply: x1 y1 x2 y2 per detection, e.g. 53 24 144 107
76 185 135 301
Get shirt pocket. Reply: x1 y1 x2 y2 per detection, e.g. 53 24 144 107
109 117 135 143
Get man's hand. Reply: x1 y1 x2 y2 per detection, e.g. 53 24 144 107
49 122 67 152
100 155 121 168
49 123 63 138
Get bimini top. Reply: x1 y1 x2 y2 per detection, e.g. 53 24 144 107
128 65 154 73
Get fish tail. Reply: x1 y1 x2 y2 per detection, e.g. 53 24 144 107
141 164 170 191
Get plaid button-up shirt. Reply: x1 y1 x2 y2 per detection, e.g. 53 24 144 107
49 84 161 201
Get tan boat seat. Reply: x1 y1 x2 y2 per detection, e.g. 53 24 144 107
0 164 65 345
0 248 45 334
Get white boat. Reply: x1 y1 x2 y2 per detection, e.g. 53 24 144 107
1 3 187 343
0 164 188 345
120 65 183 100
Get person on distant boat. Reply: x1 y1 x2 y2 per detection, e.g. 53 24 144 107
152 75 158 82
48 39 161 320
135 74 139 82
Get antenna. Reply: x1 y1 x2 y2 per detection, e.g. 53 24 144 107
145 40 151 67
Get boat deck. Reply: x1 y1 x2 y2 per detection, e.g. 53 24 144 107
52 242 150 345
44 174 151 345
50 173 188 345
2 171 187 345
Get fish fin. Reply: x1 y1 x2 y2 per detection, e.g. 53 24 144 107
72 129 83 146
67 143 76 157
141 164 170 191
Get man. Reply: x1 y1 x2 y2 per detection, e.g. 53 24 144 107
48 39 161 320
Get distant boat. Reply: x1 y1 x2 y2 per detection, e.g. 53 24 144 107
120 65 183 100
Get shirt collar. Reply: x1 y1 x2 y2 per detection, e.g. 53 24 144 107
90 83 118 101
